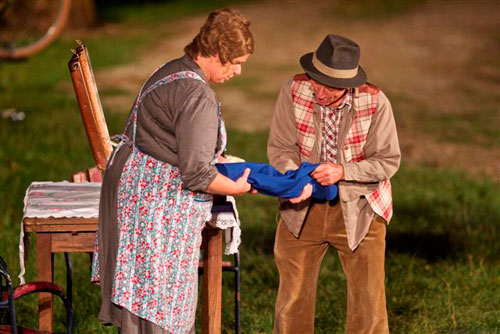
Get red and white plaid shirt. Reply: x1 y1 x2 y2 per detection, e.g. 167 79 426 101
320 90 353 163
291 74 394 223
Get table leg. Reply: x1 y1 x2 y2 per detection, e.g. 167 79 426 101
37 233 54 332
202 227 222 334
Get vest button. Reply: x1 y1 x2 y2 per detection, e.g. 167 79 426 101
344 145 349 150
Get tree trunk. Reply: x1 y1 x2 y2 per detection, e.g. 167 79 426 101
69 0 98 28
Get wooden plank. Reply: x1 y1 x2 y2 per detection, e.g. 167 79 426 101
24 217 98 233
68 44 112 170
24 223 98 233
87 167 103 182
71 171 88 182
51 232 96 252
24 217 98 226
36 233 54 332
202 226 223 334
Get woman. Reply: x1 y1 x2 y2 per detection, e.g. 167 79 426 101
92 8 254 334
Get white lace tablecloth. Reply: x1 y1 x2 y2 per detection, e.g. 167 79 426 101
207 196 242 255
19 181 241 283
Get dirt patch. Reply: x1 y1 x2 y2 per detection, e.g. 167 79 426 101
95 0 499 178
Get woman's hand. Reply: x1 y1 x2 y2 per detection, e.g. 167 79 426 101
233 168 252 195
310 162 344 186
205 169 257 196
289 183 313 204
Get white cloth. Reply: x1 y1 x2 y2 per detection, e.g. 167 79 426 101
208 196 242 255
23 181 101 218
19 181 101 283
19 181 241 283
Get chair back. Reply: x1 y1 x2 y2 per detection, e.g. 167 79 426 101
68 41 113 171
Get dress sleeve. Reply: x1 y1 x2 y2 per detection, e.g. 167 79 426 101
175 95 219 191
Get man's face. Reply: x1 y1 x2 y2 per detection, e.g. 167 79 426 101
207 54 250 83
310 79 347 108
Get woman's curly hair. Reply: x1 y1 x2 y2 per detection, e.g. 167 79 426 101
184 8 254 64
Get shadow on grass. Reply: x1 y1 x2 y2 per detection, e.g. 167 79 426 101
386 231 463 263
244 223 469 262
240 222 277 255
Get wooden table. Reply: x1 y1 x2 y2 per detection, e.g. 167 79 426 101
23 217 223 333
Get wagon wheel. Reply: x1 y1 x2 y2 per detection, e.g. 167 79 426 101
0 0 71 60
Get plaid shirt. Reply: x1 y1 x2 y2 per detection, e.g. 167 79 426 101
291 74 394 223
320 90 352 163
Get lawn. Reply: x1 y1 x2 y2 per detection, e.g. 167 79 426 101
0 1 499 333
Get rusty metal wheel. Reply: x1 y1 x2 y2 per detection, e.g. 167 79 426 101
0 0 71 60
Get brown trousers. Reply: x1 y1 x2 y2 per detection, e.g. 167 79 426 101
274 200 389 334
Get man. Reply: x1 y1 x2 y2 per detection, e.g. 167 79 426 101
267 34 401 334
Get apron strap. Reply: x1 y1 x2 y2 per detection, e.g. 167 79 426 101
108 70 206 167
131 70 206 142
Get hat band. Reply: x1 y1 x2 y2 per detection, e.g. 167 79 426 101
312 53 359 79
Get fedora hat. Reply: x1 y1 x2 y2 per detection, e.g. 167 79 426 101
300 34 367 89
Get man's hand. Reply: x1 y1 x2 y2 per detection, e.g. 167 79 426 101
289 183 313 204
310 162 344 186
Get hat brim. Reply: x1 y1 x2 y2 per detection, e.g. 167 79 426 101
299 52 367 89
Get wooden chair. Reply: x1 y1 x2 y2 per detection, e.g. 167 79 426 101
0 256 73 334
68 41 112 174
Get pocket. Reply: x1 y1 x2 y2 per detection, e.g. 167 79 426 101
193 197 213 222
339 181 379 202
193 192 213 202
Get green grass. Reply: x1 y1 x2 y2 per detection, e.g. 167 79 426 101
96 0 255 25
389 88 500 149
1 1 499 333
230 153 500 333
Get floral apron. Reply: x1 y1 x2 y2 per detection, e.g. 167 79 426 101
94 70 226 333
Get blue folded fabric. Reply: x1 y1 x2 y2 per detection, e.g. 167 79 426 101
215 162 338 200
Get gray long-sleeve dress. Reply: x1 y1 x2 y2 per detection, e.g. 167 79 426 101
96 55 220 333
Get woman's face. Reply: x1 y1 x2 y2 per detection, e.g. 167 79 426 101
208 54 250 83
